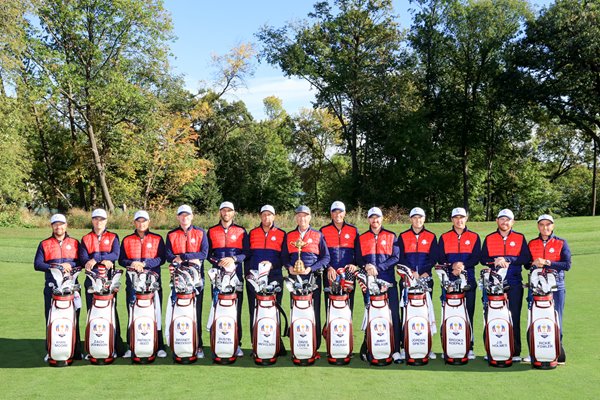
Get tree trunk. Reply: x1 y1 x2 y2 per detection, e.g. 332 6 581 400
66 94 88 210
85 121 115 213
592 140 597 216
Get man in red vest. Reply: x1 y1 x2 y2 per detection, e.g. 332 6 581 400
119 210 166 358
207 201 249 357
481 209 530 362
166 204 209 358
527 214 571 365
34 214 82 361
79 208 125 357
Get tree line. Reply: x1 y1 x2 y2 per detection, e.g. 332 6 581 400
0 0 598 221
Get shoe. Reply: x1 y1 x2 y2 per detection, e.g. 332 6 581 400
315 353 321 360
196 349 205 359
360 353 368 362
43 354 49 363
84 354 91 361
392 352 404 364
512 356 522 362
399 349 406 360
235 346 244 357
122 350 131 358
522 355 531 363
157 349 167 358
428 351 437 360
557 361 566 365
484 355 489 361
468 350 476 360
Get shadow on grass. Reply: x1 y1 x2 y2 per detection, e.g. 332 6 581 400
0 338 533 371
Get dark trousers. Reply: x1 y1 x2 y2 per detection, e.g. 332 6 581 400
507 284 524 356
44 286 82 358
125 278 165 350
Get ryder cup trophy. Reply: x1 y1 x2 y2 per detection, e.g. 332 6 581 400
290 238 307 273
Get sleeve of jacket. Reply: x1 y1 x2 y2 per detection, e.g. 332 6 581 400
507 235 531 266
281 238 291 269
549 239 571 271
427 235 439 270
309 235 330 272
118 239 132 268
480 236 493 266
465 235 481 270
436 236 448 265
355 236 365 267
165 231 176 263
234 229 249 263
144 237 165 271
397 235 407 266
79 238 91 266
106 234 120 262
34 243 52 272
379 235 400 271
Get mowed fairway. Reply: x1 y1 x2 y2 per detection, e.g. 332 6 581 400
1 217 599 399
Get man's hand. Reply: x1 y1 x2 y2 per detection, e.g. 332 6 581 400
531 258 547 268
365 263 378 277
451 261 465 277
327 267 337 282
60 263 73 273
103 260 114 269
218 257 236 270
173 255 183 264
131 261 145 272
85 259 96 271
419 272 430 278
345 264 358 273
493 257 509 269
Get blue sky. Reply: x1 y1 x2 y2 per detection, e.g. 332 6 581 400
164 0 552 120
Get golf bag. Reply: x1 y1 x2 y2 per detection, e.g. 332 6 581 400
397 264 433 366
322 267 354 365
85 267 123 365
167 262 203 364
480 266 513 367
207 267 242 364
46 267 82 367
247 263 287 365
526 268 560 369
127 270 161 364
435 264 471 365
355 270 394 366
285 274 319 366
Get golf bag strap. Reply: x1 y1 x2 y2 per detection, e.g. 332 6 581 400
275 302 289 338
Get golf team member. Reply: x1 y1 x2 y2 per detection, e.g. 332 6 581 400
283 205 331 350
79 208 125 357
480 209 531 362
119 210 167 358
246 205 286 337
356 207 402 362
437 207 481 359
207 201 248 357
165 204 209 359
34 213 83 361
397 206 438 360
320 201 358 311
527 214 571 364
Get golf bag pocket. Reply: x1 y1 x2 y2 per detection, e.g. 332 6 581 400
290 294 317 365
528 294 560 369
253 294 280 365
404 293 431 365
365 294 393 366
484 295 513 367
170 293 197 363
129 292 158 363
85 293 116 364
325 294 352 365
441 293 470 364
210 293 238 364
47 294 77 366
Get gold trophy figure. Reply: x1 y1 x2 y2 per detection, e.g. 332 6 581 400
290 238 307 273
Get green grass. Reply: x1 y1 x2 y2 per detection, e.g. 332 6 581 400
1 217 599 399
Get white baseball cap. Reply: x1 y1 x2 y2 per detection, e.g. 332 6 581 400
133 210 150 221
330 201 346 212
409 207 425 218
537 214 554 223
451 207 467 217
497 209 514 220
177 204 193 215
50 214 67 224
91 208 107 219
367 207 383 218
260 205 275 215
219 201 235 211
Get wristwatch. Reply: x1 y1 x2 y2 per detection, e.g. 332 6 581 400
544 259 551 266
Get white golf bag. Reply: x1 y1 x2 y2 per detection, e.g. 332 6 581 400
285 274 319 366
480 267 513 367
527 268 560 369
128 270 161 364
207 267 242 364
323 267 354 365
355 271 394 366
248 263 286 365
435 265 471 365
85 268 123 365
397 265 433 366
167 263 203 364
47 267 82 367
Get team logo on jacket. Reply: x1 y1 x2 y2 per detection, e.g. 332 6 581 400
411 322 425 336
260 323 274 337
373 322 387 336
66 244 72 250
190 238 196 244
138 321 152 336
549 248 555 254
231 235 237 240
491 323 506 338
381 240 387 245
421 239 428 245
296 323 310 338
344 234 350 239
92 322 107 337
307 238 313 244
219 321 232 336
271 236 276 241
510 241 516 247
537 324 552 339
449 322 463 336
177 321 190 336
55 323 69 337
104 239 110 245
146 243 152 249
333 324 347 337
464 240 471 246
